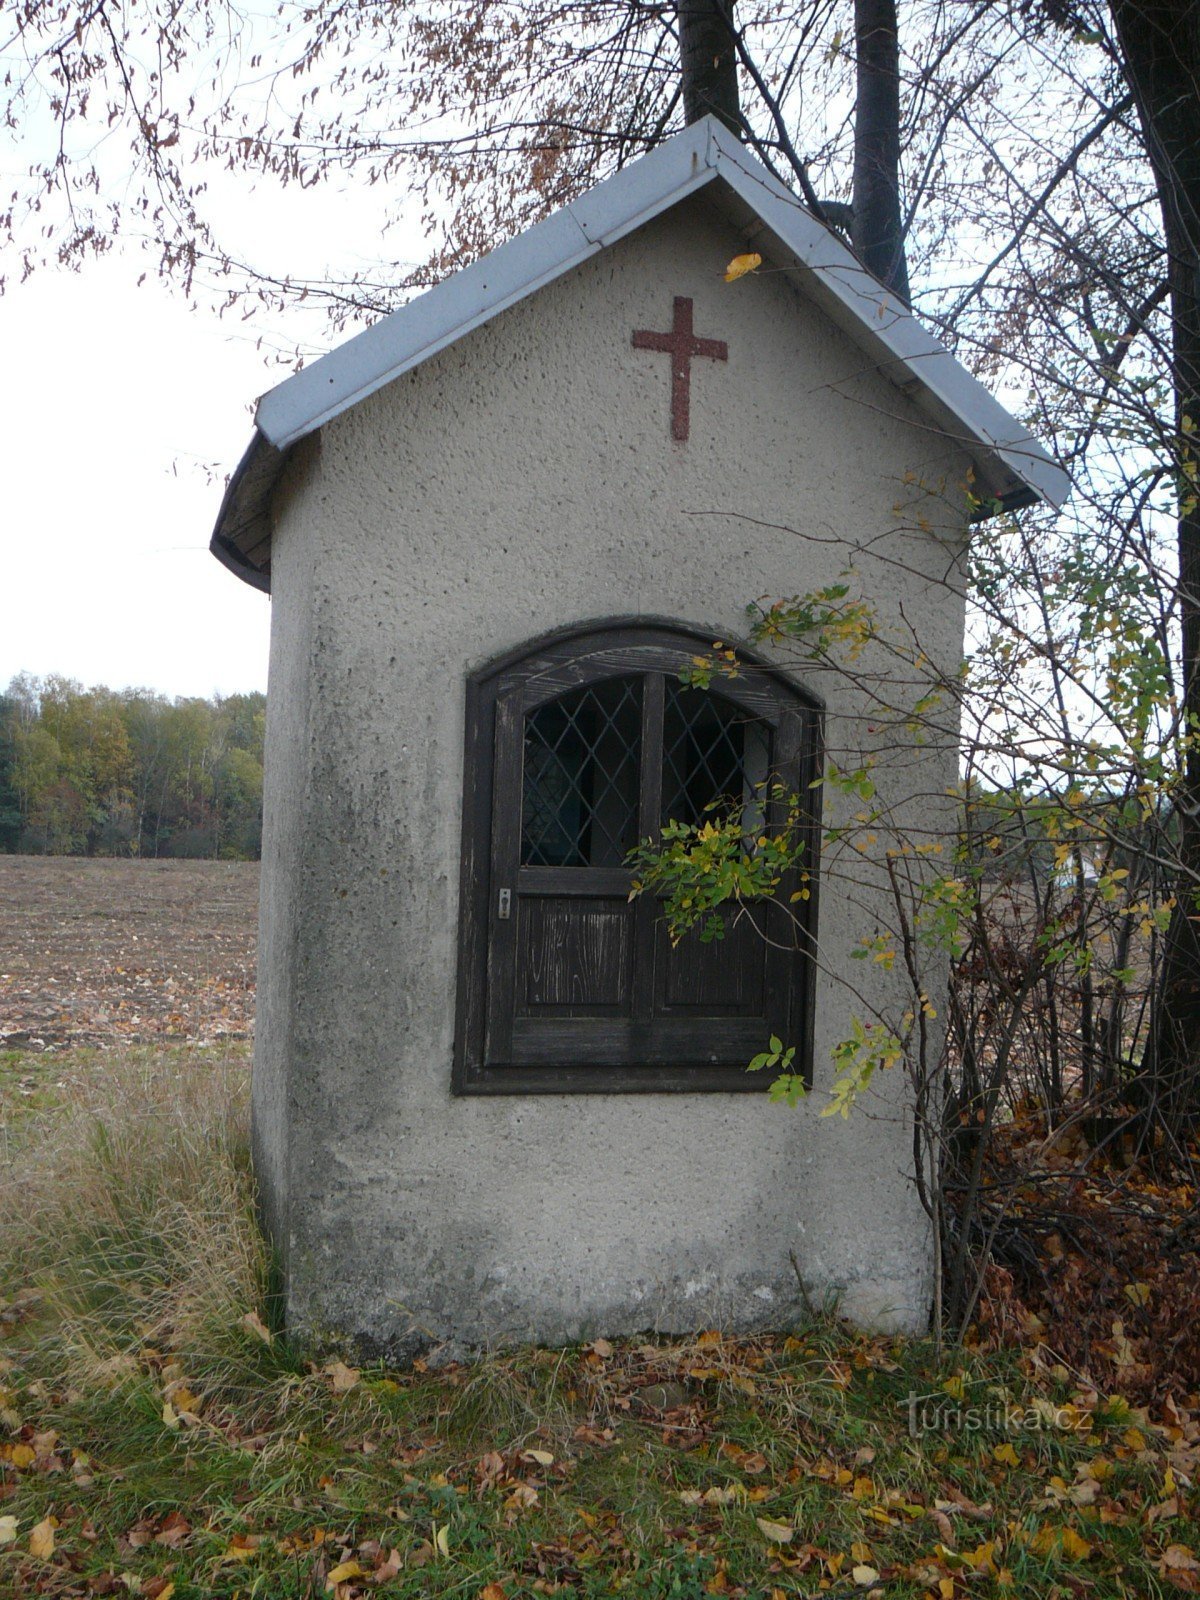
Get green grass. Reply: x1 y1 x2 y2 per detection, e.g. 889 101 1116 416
1 1045 1195 1598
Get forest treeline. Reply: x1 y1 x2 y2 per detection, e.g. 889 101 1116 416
0 674 265 860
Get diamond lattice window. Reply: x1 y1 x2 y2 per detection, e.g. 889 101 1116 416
521 676 642 866
661 681 772 832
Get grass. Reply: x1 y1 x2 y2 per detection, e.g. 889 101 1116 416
1 1045 1197 1598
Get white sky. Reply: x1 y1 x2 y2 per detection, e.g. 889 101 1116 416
0 260 279 698
0 121 429 700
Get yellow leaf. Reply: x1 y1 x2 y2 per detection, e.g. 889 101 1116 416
993 1441 1019 1467
1031 1526 1056 1557
851 1566 880 1587
172 1386 202 1416
161 1401 180 1430
522 1449 555 1467
435 1522 451 1557
220 1533 262 1563
1165 1466 1177 1495
242 1310 273 1344
326 1559 367 1586
9 1442 35 1468
964 1540 997 1573
939 1581 955 1600
724 251 763 283
850 1541 873 1564
155 1588 175 1600
1061 1527 1091 1560
1123 1282 1152 1307
480 1586 509 1600
29 1516 56 1560
325 1360 360 1394
0 1516 17 1546
756 1518 794 1544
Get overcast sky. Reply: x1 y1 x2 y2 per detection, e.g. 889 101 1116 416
1 260 280 699
0 133 431 701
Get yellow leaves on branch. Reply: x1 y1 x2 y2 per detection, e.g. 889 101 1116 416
723 252 762 282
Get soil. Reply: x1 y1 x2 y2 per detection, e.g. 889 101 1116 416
0 857 258 1050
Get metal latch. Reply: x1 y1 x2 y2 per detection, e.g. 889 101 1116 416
497 888 512 919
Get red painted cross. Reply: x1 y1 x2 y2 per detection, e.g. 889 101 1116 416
632 296 728 442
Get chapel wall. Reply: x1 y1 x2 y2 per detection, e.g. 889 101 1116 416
257 195 972 1354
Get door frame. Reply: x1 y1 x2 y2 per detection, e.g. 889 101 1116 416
452 617 824 1095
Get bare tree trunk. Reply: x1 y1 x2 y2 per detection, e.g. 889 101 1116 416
1110 0 1200 1122
678 0 742 133
852 0 910 302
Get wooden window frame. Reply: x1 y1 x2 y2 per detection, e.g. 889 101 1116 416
452 618 823 1095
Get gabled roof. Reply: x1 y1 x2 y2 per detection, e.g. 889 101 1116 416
212 116 1070 592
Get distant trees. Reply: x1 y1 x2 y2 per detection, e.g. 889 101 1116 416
0 676 264 860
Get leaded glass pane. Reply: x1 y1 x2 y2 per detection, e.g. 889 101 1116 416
521 677 642 866
662 681 771 831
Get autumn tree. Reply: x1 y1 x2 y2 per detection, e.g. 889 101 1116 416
0 678 265 859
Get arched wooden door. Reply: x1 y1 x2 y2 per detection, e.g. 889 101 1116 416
454 622 821 1093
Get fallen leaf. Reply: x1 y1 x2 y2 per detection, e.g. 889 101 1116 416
851 1565 880 1587
703 1486 738 1506
931 1509 955 1545
757 1518 794 1544
154 1511 191 1547
0 1516 17 1546
374 1549 403 1581
480 1585 508 1600
242 1310 272 1344
589 1338 614 1358
1061 1527 1092 1560
522 1449 554 1467
29 1515 56 1559
435 1522 451 1557
326 1559 366 1586
325 1360 360 1394
171 1385 202 1416
220 1532 262 1563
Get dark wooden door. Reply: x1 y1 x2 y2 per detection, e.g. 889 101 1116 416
454 622 820 1094
484 666 804 1075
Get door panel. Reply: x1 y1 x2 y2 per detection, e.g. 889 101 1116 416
656 910 768 1013
519 896 634 1014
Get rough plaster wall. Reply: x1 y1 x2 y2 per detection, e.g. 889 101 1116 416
258 194 972 1355
253 439 322 1260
